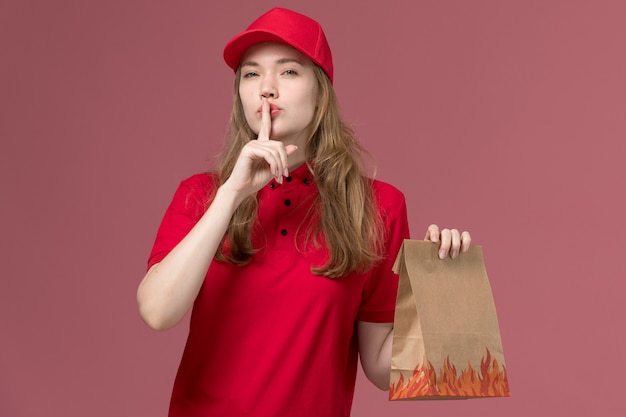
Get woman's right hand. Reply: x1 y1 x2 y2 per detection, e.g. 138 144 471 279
138 98 300 331
223 98 298 198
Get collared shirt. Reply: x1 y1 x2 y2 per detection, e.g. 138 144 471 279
148 163 410 417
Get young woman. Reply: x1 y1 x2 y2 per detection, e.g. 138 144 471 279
137 8 471 417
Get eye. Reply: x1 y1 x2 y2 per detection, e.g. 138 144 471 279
282 69 298 76
242 71 258 78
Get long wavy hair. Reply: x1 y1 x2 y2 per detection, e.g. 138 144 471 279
213 64 384 277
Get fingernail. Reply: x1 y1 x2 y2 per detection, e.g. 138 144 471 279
439 250 446 259
283 168 289 177
452 250 459 259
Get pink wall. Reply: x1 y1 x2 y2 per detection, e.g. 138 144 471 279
2 0 625 416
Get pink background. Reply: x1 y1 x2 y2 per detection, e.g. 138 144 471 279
2 0 625 416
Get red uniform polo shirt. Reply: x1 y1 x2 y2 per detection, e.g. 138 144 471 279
147 163 410 417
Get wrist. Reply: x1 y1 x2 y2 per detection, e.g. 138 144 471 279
215 183 247 210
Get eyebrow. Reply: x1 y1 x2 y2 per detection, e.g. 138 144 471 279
240 58 304 67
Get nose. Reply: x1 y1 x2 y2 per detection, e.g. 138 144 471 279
260 77 278 99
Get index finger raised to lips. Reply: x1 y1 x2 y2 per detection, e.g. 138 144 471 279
258 98 271 141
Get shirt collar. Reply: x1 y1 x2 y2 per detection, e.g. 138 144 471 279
267 162 313 189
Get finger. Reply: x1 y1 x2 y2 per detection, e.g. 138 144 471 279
461 231 472 252
424 224 440 242
273 141 289 179
450 229 461 259
258 97 271 141
438 228 451 259
243 141 282 183
261 145 284 183
278 144 299 178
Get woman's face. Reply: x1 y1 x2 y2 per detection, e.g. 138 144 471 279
238 42 319 148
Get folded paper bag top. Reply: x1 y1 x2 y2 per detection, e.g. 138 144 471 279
389 240 511 400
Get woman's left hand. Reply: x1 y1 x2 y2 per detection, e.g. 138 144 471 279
424 224 472 259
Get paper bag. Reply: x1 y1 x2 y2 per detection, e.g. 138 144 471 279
389 240 510 400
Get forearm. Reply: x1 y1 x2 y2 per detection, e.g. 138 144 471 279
370 327 394 390
137 186 241 331
358 321 394 390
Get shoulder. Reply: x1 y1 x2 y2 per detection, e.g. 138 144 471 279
170 172 219 216
180 172 217 187
371 179 406 206
176 172 219 197
370 179 407 223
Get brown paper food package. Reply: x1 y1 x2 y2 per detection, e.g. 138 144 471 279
389 240 511 400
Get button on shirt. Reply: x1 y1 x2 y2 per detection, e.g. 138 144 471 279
257 165 317 254
147 163 410 417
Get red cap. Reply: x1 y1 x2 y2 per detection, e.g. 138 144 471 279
223 8 334 83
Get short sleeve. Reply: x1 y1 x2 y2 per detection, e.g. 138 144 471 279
357 182 410 323
147 174 214 270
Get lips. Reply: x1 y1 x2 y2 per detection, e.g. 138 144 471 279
258 103 281 116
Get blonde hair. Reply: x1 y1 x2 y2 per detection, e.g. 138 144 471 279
213 65 384 277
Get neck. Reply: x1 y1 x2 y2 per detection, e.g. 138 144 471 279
287 148 306 171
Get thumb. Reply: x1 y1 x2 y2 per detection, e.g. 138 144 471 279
285 144 299 156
